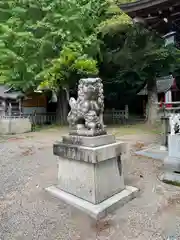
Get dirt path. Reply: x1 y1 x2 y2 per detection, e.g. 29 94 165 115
0 127 179 240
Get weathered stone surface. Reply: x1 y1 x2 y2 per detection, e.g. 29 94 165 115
160 171 180 183
67 78 106 136
57 156 124 204
50 134 134 218
160 116 169 150
45 185 139 220
169 114 180 135
162 134 180 183
69 128 107 136
53 141 126 163
48 74 138 218
0 118 31 135
168 134 180 158
62 134 115 147
164 156 180 172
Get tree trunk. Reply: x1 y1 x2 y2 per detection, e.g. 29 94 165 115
56 88 69 124
147 78 158 125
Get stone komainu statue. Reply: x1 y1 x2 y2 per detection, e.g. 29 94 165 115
169 114 180 135
67 78 106 136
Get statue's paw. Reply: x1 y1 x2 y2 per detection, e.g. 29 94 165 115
69 97 77 109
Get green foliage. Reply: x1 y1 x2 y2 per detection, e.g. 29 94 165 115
38 42 98 90
99 23 180 90
0 0 126 91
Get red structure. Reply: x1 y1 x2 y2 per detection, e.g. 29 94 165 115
138 75 180 115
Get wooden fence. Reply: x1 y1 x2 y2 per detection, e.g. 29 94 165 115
157 102 180 117
25 108 129 126
1 107 129 130
24 113 57 125
104 105 129 124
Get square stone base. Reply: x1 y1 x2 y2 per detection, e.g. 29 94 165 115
160 134 180 184
54 141 126 204
160 171 180 184
164 156 180 172
160 145 167 151
57 156 125 204
168 134 180 158
45 185 139 219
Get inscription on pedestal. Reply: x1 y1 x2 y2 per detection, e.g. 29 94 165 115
62 136 82 145
54 141 126 163
54 144 85 161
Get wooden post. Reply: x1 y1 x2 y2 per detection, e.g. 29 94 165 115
160 116 169 151
112 108 115 124
125 105 129 124
19 98 22 116
31 110 36 132
8 103 12 116
165 90 172 109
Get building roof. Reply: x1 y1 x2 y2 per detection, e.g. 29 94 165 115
120 0 174 15
0 85 24 99
120 0 180 35
137 75 175 95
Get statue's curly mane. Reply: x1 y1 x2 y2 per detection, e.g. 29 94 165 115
77 78 104 108
67 78 105 135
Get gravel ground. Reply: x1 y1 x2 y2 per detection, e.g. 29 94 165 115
0 128 180 240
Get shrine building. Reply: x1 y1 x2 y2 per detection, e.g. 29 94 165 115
120 0 180 46
120 0 180 115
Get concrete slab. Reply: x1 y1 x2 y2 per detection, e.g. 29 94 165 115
160 171 180 183
135 145 168 161
168 134 180 158
164 156 180 172
45 185 139 220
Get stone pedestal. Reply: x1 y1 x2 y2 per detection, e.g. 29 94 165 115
160 116 169 151
160 134 180 183
46 134 138 219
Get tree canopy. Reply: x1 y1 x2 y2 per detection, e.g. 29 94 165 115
100 24 179 86
0 0 133 92
98 22 180 123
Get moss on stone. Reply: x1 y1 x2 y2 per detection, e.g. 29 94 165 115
163 179 180 187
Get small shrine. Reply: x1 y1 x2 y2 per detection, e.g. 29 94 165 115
138 75 180 116
0 85 24 116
